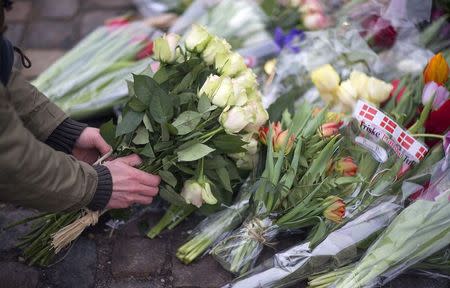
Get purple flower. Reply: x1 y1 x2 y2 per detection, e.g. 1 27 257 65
422 81 450 110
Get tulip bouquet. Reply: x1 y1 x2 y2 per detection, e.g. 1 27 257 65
210 105 364 275
226 144 444 288
17 25 269 265
33 20 157 120
307 157 450 288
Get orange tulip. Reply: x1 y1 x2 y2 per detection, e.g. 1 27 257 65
423 53 449 85
323 196 345 223
259 122 295 154
320 121 342 137
335 156 358 176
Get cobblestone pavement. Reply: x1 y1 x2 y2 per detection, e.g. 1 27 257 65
2 1 450 288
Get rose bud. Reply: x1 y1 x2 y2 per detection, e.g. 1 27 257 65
215 52 247 77
153 33 180 63
220 106 251 134
185 24 211 53
202 37 232 65
180 180 203 208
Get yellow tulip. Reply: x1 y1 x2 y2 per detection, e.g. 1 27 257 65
311 64 340 95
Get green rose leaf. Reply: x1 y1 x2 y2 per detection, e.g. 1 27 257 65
140 143 155 158
177 143 215 162
116 110 144 137
133 74 155 105
172 111 202 135
150 84 173 124
143 113 153 132
100 119 117 148
212 134 247 153
126 80 135 97
159 170 177 188
217 167 232 192
132 126 150 145
128 97 147 112
197 94 211 114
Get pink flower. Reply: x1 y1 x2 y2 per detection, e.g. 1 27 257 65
303 13 329 30
422 81 450 110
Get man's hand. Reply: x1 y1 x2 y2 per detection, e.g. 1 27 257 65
104 154 161 209
73 127 111 164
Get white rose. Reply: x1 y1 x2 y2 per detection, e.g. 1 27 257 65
215 52 247 77
227 79 248 106
200 182 217 205
242 133 259 155
185 24 211 53
229 152 258 170
211 76 233 107
198 74 221 98
153 33 180 63
180 180 203 208
233 69 258 92
243 100 269 133
220 106 251 134
202 37 232 65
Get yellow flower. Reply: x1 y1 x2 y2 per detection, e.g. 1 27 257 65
336 80 358 111
423 53 449 85
311 64 340 95
363 77 393 105
349 70 369 99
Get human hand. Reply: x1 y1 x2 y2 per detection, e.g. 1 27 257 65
103 154 161 209
73 127 112 164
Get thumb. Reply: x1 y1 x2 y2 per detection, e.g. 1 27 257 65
94 133 112 155
116 154 143 167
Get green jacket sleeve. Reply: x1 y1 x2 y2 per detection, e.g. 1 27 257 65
0 85 99 212
6 69 67 141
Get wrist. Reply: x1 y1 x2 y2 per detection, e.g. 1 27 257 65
87 165 113 211
45 118 88 154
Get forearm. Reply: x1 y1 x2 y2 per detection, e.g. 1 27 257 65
0 90 111 212
6 69 67 141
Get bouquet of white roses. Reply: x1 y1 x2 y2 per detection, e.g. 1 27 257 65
17 24 268 266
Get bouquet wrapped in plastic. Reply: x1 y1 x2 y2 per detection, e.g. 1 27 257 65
329 157 450 288
33 21 157 120
225 146 444 288
17 25 269 266
170 0 273 49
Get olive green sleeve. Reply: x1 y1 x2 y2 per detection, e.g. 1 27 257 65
0 85 98 212
6 69 67 141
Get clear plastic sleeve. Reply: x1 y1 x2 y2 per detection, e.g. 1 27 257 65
170 0 273 49
176 179 254 264
225 196 403 288
332 158 450 288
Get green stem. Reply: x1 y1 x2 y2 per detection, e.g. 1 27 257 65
411 133 444 140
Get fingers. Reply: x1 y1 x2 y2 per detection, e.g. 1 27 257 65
129 194 154 205
116 154 143 167
93 131 112 155
129 184 159 197
131 169 161 187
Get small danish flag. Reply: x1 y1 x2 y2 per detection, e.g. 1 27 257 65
415 146 427 160
397 132 415 150
380 116 397 134
358 104 378 121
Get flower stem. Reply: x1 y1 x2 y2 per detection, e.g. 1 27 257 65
411 133 444 140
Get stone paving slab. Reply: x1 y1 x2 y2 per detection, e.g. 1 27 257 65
0 261 40 288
